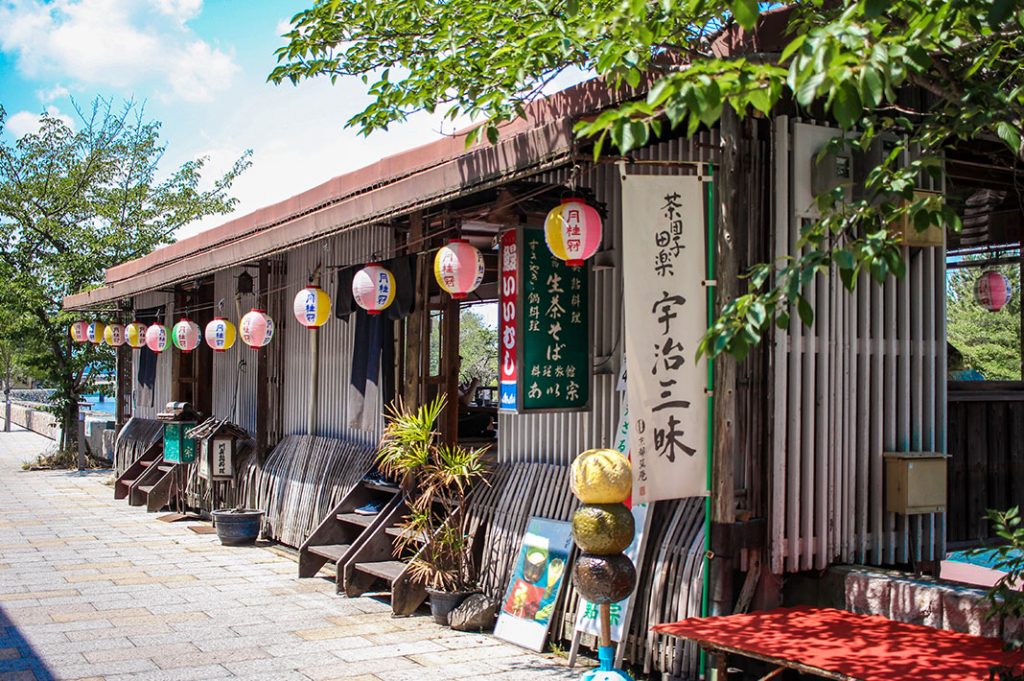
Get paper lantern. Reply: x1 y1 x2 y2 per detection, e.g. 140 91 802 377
240 309 274 349
204 318 236 352
975 270 1013 312
545 198 602 267
70 320 89 343
86 321 106 345
104 323 126 347
434 239 485 299
145 324 168 353
125 321 147 349
352 263 396 315
292 286 331 328
171 319 201 352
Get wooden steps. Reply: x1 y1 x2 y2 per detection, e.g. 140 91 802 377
353 560 407 582
308 544 351 563
128 458 183 512
298 476 401 580
114 445 162 500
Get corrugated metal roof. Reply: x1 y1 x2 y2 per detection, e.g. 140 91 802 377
63 78 631 310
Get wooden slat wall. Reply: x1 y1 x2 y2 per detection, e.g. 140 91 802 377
770 118 947 573
112 417 165 476
238 434 377 547
947 395 1024 544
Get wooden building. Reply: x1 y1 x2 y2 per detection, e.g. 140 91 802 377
64 19 1023 678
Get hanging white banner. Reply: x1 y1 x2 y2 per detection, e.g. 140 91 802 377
622 174 708 503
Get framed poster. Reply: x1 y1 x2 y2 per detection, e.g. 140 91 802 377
494 517 574 652
516 228 590 412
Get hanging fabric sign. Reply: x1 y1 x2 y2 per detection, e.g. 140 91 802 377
498 229 519 412
622 175 708 503
516 227 589 411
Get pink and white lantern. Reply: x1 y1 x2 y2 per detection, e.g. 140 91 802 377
145 324 168 354
240 309 274 349
103 323 126 347
433 239 485 300
204 318 237 352
352 263 396 315
544 198 602 267
292 286 331 328
975 270 1013 312
69 320 89 343
171 319 202 353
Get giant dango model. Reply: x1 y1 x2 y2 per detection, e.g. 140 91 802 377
570 448 636 681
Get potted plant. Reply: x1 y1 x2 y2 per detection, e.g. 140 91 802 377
377 395 490 624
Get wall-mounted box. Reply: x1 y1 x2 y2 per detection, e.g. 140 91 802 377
884 451 948 514
892 190 945 248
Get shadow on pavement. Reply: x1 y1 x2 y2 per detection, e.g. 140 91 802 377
0 604 54 681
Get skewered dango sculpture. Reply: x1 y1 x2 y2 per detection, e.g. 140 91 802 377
570 449 637 681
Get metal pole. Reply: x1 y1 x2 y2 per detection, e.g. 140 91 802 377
307 326 319 436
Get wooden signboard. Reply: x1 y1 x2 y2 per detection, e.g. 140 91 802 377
515 228 590 412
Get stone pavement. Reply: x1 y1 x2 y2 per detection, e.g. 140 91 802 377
0 427 578 681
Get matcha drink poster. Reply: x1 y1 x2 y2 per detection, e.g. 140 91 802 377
494 517 573 651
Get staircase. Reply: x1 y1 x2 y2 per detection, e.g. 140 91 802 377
299 477 430 615
128 459 184 512
114 444 161 500
299 479 402 581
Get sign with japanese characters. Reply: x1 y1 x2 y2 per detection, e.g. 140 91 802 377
517 227 590 411
622 175 708 503
573 502 649 643
499 229 519 411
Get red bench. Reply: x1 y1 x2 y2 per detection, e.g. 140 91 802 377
653 606 1023 680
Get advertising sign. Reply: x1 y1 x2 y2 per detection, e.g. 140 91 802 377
622 175 708 503
499 229 519 411
494 517 574 652
517 228 589 411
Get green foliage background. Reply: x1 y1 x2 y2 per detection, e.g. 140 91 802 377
947 262 1021 380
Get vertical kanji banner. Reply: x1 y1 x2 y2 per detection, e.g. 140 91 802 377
622 174 708 503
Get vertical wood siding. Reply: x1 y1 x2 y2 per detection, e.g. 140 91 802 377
770 118 946 573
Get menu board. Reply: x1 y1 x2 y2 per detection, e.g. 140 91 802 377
494 517 574 652
516 228 590 411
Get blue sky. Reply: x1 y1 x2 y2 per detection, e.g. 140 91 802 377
0 0 492 240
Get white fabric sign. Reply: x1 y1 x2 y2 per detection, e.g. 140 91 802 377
622 175 708 503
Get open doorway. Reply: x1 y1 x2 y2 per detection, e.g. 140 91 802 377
455 301 499 444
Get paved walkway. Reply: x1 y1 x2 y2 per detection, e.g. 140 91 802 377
0 427 576 681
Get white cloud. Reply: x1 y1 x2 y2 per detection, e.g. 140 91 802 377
0 0 237 102
36 83 69 102
5 105 75 138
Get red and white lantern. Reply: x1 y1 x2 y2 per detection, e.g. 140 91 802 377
125 321 147 349
204 318 237 352
145 324 168 353
970 270 1011 313
240 309 274 349
975 270 1013 312
70 320 89 343
544 198 602 267
104 323 126 347
171 319 201 353
86 321 106 345
352 263 396 315
292 286 331 328
434 239 485 300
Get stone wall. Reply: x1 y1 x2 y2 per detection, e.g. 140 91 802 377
2 401 59 440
